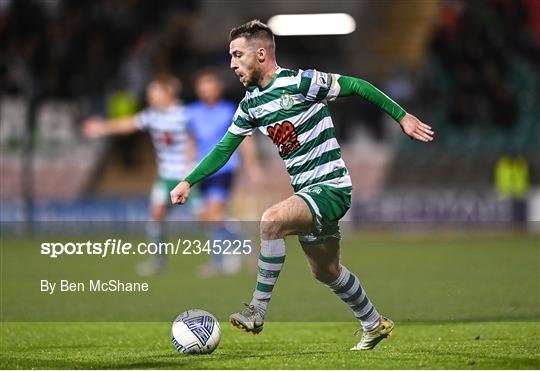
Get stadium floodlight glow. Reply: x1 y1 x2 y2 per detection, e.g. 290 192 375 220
268 13 356 36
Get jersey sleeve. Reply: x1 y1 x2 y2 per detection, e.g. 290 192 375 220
134 109 152 130
184 131 245 186
297 69 342 102
227 98 256 136
338 75 406 122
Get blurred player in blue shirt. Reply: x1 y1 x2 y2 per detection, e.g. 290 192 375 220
188 69 261 277
189 70 238 206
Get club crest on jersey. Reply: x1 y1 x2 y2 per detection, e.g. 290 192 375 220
280 92 294 110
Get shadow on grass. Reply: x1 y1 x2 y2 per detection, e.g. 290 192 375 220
1 354 186 370
1 349 346 370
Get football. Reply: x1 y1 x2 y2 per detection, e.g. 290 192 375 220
171 309 221 354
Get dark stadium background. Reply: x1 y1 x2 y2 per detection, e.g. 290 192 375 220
1 0 538 223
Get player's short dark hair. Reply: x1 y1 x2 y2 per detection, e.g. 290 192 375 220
229 19 275 47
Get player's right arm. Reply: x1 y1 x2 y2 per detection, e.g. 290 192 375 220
170 131 245 205
81 116 138 138
171 98 254 205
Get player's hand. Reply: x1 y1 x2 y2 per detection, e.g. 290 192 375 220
170 181 191 205
399 113 434 142
81 117 107 139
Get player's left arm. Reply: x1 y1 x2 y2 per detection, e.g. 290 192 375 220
337 76 434 142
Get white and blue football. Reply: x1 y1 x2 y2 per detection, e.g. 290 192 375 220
171 309 221 354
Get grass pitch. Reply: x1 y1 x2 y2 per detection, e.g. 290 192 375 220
1 231 539 368
1 322 538 369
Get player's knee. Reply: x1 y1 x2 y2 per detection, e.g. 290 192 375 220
260 208 286 239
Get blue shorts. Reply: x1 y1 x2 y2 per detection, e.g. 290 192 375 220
199 171 234 203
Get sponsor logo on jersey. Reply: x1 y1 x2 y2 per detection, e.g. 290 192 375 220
267 120 300 155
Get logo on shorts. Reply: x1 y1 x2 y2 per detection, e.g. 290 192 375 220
309 187 322 195
280 92 294 110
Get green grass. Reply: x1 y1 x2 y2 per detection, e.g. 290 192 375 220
1 232 538 322
1 322 539 369
1 231 539 368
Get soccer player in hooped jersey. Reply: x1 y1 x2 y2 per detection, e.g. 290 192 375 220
170 20 434 350
82 75 194 276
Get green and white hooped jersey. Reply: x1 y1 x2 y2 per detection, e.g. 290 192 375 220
135 104 189 181
228 67 351 193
